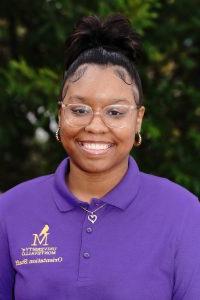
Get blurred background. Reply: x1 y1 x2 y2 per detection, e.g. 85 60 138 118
0 0 199 195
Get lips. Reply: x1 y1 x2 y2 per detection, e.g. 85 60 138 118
77 141 115 155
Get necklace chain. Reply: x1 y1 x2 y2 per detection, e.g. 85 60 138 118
80 203 107 214
79 203 107 224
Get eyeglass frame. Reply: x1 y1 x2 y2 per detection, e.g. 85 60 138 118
58 100 141 128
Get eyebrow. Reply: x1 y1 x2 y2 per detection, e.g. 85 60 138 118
67 95 131 104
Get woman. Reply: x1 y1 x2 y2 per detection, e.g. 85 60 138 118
0 14 200 300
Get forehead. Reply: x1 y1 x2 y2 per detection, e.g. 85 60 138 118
62 64 138 104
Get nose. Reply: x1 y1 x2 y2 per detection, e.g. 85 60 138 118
84 112 109 133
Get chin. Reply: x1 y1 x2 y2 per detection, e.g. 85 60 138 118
76 153 130 174
73 157 115 174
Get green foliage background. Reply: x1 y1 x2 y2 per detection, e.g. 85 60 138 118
0 0 199 195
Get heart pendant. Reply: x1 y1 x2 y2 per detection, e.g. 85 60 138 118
88 214 97 224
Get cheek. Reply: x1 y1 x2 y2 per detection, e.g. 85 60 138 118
60 114 80 136
115 126 135 144
116 126 135 140
124 132 135 150
60 123 79 146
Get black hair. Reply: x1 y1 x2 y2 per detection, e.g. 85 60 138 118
60 14 143 106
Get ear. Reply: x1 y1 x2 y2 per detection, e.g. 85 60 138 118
136 106 145 132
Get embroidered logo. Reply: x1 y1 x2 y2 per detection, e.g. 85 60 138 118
31 224 50 246
15 224 63 266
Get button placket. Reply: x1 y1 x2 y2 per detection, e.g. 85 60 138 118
78 202 107 281
78 211 95 280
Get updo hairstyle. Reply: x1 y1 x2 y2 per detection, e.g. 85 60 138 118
59 14 143 106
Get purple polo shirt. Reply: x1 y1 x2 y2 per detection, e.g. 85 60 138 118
0 155 200 300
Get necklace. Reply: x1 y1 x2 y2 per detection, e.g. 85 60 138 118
79 203 107 224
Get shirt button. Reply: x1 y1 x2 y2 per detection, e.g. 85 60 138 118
83 252 90 259
86 227 93 233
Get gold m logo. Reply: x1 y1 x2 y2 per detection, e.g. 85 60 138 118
31 225 50 246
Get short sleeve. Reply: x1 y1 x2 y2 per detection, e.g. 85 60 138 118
173 196 200 300
0 218 15 300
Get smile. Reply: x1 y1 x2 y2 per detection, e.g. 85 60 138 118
77 141 114 155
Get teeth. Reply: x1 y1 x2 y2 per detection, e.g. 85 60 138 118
79 142 111 150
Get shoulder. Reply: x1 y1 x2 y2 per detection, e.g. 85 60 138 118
137 172 200 252
0 174 54 214
139 171 199 213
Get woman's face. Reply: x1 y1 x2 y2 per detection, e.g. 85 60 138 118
59 64 145 174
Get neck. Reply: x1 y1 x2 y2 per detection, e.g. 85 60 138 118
66 158 129 203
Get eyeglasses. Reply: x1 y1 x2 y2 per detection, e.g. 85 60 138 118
58 101 139 128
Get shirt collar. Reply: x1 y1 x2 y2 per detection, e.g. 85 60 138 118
52 155 141 212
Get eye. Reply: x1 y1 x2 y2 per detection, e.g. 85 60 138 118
107 109 123 116
106 106 127 118
70 105 90 116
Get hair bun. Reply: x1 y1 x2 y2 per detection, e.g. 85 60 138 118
64 14 142 70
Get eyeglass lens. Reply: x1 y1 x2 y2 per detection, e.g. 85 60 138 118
63 104 135 128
